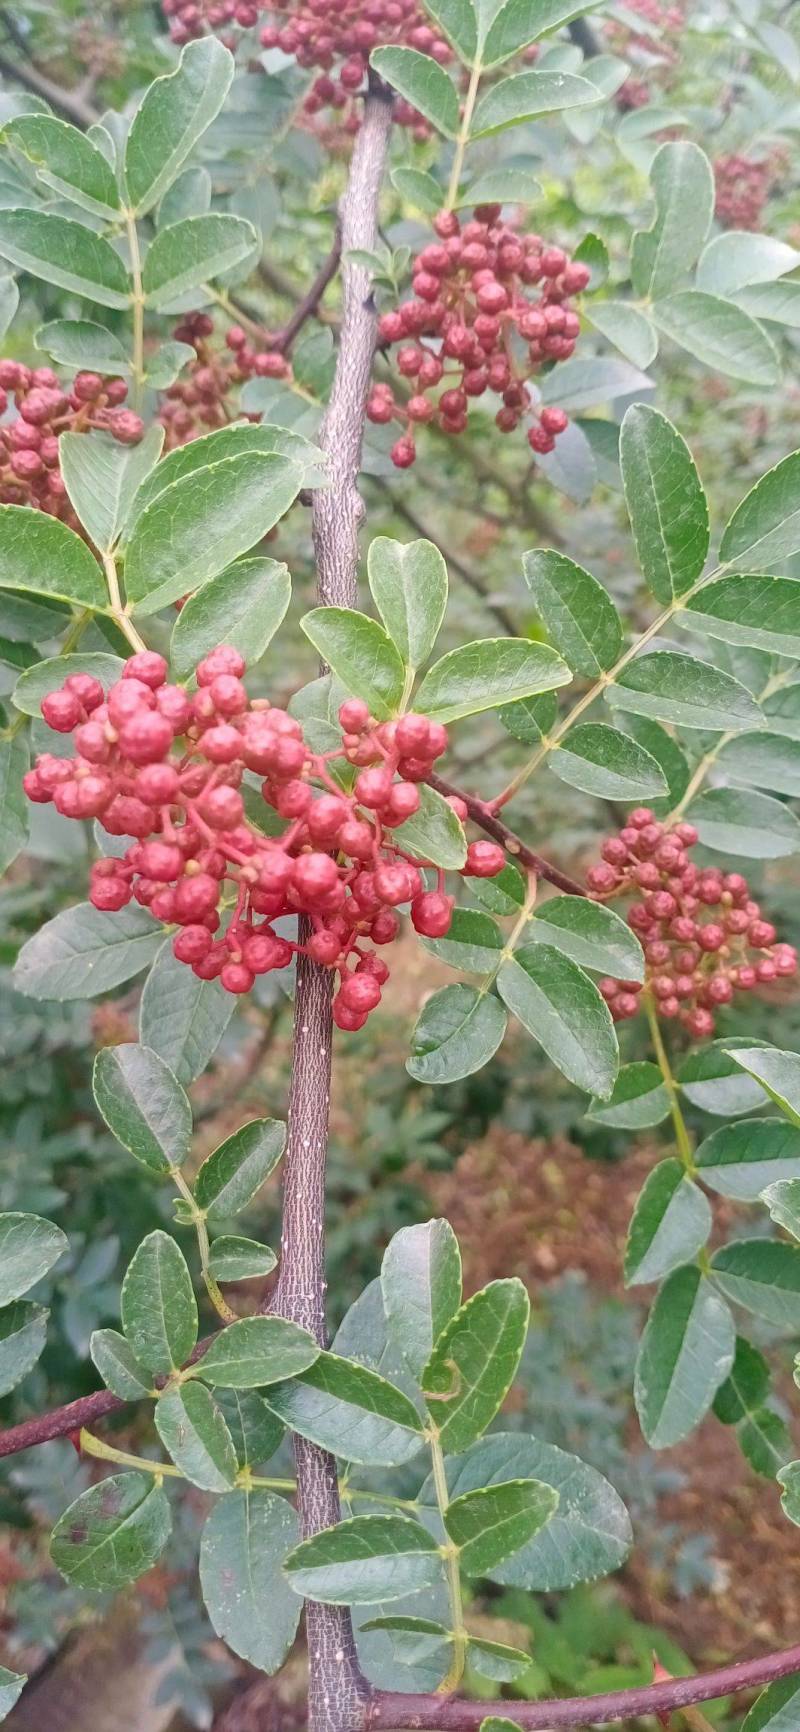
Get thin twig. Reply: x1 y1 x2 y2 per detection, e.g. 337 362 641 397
428 772 587 897
272 228 343 355
0 45 98 126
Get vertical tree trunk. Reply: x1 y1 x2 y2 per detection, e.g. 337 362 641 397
271 79 394 1732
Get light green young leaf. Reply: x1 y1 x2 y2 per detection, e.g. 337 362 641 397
302 606 405 720
696 1120 800 1199
406 984 507 1084
120 1230 198 1375
683 574 800 657
689 787 800 859
141 214 257 309
522 549 622 675
619 405 709 604
200 1490 300 1671
124 37 235 217
1 114 120 218
719 451 800 571
415 638 570 724
608 651 763 732
139 941 235 1084
90 1328 153 1401
444 1478 559 1575
651 290 780 387
624 1159 712 1286
51 1473 171 1592
528 895 644 981
497 944 618 1098
587 1061 670 1128
471 69 601 136
549 724 668 801
631 141 714 299
367 537 448 670
421 1279 529 1454
370 46 459 137
267 1352 426 1466
0 1302 48 1395
195 1119 285 1217
92 1042 192 1176
155 1381 238 1491
0 208 130 309
0 505 107 609
381 1219 462 1380
170 556 291 677
711 1240 800 1326
0 1212 67 1304
14 903 162 1001
194 1317 318 1389
394 781 467 870
634 1266 735 1448
285 1514 442 1604
59 426 164 553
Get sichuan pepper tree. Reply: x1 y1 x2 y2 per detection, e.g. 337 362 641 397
2 6 800 1732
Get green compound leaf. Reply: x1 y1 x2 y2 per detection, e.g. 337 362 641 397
480 0 603 65
124 37 234 217
141 213 257 309
0 209 130 307
139 941 235 1085
720 451 800 571
624 1159 712 1287
92 1042 192 1175
711 1240 800 1327
193 1317 319 1389
0 732 28 876
194 1119 285 1217
631 141 714 299
688 788 800 859
406 985 507 1084
414 638 570 724
215 1390 284 1469
1 114 121 219
267 1351 426 1467
471 68 600 136
394 782 467 871
59 426 164 555
522 549 622 676
14 903 163 1002
444 1478 559 1575
696 1119 800 1199
207 1237 277 1282
0 1668 26 1718
381 1219 462 1381
497 944 618 1098
607 651 763 732
155 1381 238 1491
0 1212 67 1304
620 405 709 604
0 506 107 609
284 1514 443 1604
370 46 459 138
200 1489 300 1672
762 1180 800 1242
420 908 503 976
120 1231 198 1375
651 290 780 387
0 1302 48 1395
634 1266 735 1448
741 1675 800 1732
301 607 406 721
170 556 291 678
127 422 324 524
528 895 644 981
367 536 448 671
90 1328 153 1401
421 1278 529 1454
682 574 800 657
550 724 669 801
587 1061 670 1129
50 1472 171 1592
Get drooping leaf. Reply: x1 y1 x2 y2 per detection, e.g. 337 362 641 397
284 1514 443 1604
120 1230 198 1375
50 1473 171 1592
406 984 507 1084
0 1212 67 1304
522 549 622 675
421 1279 529 1454
266 1352 426 1466
193 1317 319 1389
170 556 291 677
194 1119 285 1217
634 1266 735 1448
200 1489 300 1672
624 1159 712 1286
124 37 234 216
155 1382 238 1491
301 607 406 721
381 1219 462 1381
414 638 570 724
92 1042 192 1175
90 1328 153 1401
367 537 448 671
444 1478 559 1575
497 944 618 1098
15 902 162 1001
619 405 709 604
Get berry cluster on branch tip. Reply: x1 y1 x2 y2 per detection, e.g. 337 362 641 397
587 806 797 1038
371 205 587 469
0 362 143 526
24 649 506 1025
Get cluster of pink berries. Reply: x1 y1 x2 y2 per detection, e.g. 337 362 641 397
370 206 587 469
159 313 290 448
586 808 797 1038
713 154 779 231
23 647 506 1027
162 0 258 48
0 363 143 526
606 0 683 57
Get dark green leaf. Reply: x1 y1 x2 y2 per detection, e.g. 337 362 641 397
394 782 467 870
741 1675 800 1730
0 209 130 307
15 902 162 1001
420 908 503 975
522 549 622 675
370 46 459 138
194 1119 285 1217
716 732 800 796
0 1302 48 1395
285 1514 442 1604
631 141 714 299
207 1237 277 1281
422 1279 529 1454
1 115 120 218
155 1381 238 1490
124 37 234 217
481 0 602 64
142 213 257 309
170 556 291 677
555 719 665 797
608 651 763 732
635 1266 735 1448
0 1669 26 1717
619 406 709 604
652 290 780 386
92 1042 192 1175
587 1061 670 1128
200 1489 300 1671
301 607 405 721
471 69 600 136
406 984 507 1084
36 318 131 376
267 1352 426 1466
120 1230 197 1374
762 1180 800 1242
497 944 618 1098
367 537 448 670
51 1473 171 1592
711 1240 800 1327
696 1119 800 1199
444 1478 558 1575
0 731 29 875
588 301 657 368
381 1219 462 1380
0 1212 67 1304
139 941 235 1084
60 426 164 554
90 1328 153 1401
0 506 106 608
528 895 644 981
720 452 800 571
689 787 800 859
414 638 570 723
683 575 800 657
195 1317 318 1389
678 1039 770 1117
13 652 122 717
624 1159 711 1286
215 1390 284 1469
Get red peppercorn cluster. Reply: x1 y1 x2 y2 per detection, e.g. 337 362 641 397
0 362 143 526
162 0 258 48
370 205 588 469
585 807 797 1039
160 314 290 449
713 154 778 231
24 648 506 1025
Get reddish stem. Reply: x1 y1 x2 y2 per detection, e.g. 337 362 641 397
428 772 587 897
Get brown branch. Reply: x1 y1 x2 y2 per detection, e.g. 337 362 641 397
272 228 343 355
428 772 587 898
0 45 99 126
367 1644 800 1728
